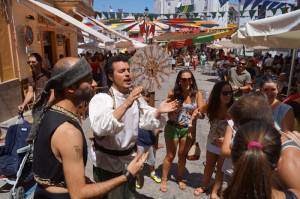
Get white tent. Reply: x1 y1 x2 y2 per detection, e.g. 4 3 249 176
232 10 300 96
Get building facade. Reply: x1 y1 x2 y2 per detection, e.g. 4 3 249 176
0 0 94 122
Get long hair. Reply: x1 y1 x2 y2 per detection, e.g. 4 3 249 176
207 81 234 124
173 69 198 102
223 122 282 199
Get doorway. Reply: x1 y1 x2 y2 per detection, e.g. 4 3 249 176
42 31 55 70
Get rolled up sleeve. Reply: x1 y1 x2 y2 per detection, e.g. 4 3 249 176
89 94 125 136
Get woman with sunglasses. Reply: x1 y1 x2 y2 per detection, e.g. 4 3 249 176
160 69 204 192
194 81 234 198
260 78 294 133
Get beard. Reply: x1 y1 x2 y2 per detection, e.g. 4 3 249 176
75 88 94 103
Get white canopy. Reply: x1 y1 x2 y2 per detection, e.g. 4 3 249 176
78 40 146 50
232 10 300 49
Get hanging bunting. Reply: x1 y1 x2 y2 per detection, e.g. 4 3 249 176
260 1 272 11
117 13 122 20
228 10 234 16
123 12 129 17
150 24 155 36
103 12 109 19
98 12 102 19
271 8 277 15
154 14 159 19
94 12 98 19
109 12 116 19
193 12 199 18
134 14 140 21
139 22 145 35
219 0 229 8
173 13 178 19
280 7 289 14
176 5 195 14
210 12 217 18
251 0 263 10
149 14 154 21
249 10 257 19
240 10 246 16
185 13 191 19
203 12 207 16
267 2 280 10
243 0 253 10
219 11 226 17
164 14 171 19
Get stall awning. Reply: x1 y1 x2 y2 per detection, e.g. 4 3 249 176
18 0 114 48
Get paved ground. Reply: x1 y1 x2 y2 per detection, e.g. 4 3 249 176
0 62 219 199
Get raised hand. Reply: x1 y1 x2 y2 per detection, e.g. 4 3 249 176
157 98 179 114
124 86 143 108
126 152 149 177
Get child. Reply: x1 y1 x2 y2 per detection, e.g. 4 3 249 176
136 91 162 189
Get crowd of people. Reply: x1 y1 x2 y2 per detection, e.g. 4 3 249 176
16 48 300 199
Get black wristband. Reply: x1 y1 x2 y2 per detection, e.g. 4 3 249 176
123 169 133 182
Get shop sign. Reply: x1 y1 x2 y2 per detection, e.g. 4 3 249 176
24 26 34 45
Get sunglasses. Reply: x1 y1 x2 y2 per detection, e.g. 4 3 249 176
27 61 37 64
239 62 247 66
222 91 234 96
180 78 192 82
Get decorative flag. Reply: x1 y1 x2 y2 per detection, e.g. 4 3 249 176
164 14 171 19
173 13 178 19
134 14 139 21
268 2 280 10
176 5 195 14
240 10 246 16
123 12 129 17
109 12 115 19
122 22 138 31
271 8 277 15
117 13 122 20
228 10 234 16
103 12 109 19
94 12 98 19
261 1 272 11
193 12 199 18
243 0 253 10
203 12 207 16
150 24 155 36
251 0 263 10
139 22 145 35
219 11 226 17
210 12 217 18
149 14 154 21
146 25 150 37
280 7 289 14
154 14 159 19
185 13 190 19
97 12 102 19
249 10 257 19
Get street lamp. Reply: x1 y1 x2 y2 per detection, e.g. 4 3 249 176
144 7 149 44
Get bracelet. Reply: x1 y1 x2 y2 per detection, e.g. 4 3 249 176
188 124 193 128
123 169 133 182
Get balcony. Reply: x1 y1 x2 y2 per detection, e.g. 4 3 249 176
54 0 94 19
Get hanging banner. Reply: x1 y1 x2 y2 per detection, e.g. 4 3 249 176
240 10 246 16
149 14 154 21
103 12 109 19
98 12 102 19
280 7 289 14
154 14 159 19
228 10 234 16
109 12 115 19
219 11 226 17
164 14 170 19
193 12 199 18
249 10 257 19
203 12 207 16
117 13 122 19
134 14 139 21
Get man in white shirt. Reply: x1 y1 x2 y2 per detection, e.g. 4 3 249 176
265 54 274 68
89 55 178 199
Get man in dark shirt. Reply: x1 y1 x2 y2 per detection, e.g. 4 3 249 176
18 53 52 111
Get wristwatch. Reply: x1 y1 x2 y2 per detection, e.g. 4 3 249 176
123 169 133 182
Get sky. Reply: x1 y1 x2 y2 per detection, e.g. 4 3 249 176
93 0 239 13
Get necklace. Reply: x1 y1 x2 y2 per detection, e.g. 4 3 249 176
50 105 80 124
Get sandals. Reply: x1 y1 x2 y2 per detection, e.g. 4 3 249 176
194 186 207 196
160 178 168 192
176 178 186 190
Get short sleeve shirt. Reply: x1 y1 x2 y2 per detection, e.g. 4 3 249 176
28 68 51 98
228 68 251 96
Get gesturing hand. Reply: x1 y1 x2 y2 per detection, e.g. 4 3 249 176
124 86 143 108
157 98 179 114
126 152 149 177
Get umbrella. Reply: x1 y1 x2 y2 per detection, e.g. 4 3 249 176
232 10 300 96
130 45 172 92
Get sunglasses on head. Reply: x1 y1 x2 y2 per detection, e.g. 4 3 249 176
180 78 192 82
239 62 247 66
222 91 234 96
27 61 37 64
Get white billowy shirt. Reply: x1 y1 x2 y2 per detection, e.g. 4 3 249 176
88 87 166 173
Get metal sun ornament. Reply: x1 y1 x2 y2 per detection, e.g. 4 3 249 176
130 45 172 92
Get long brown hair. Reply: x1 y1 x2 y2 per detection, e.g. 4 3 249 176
207 81 234 124
173 69 198 102
223 122 281 199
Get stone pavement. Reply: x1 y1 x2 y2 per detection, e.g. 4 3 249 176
0 62 218 199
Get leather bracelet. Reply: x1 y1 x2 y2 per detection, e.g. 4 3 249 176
123 169 133 182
